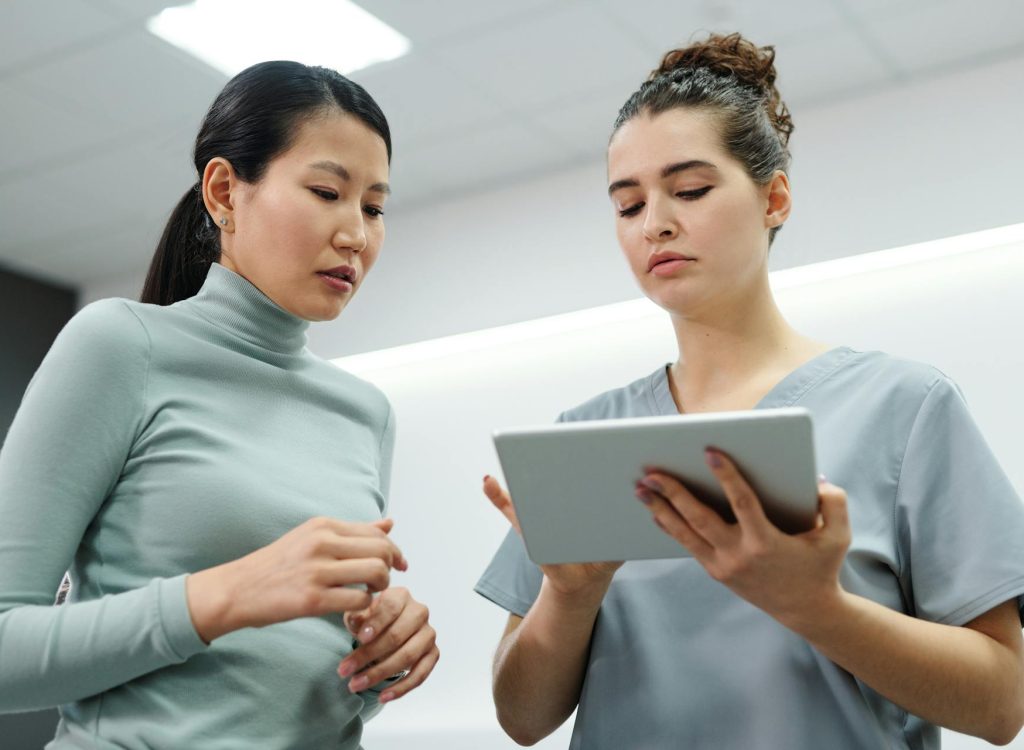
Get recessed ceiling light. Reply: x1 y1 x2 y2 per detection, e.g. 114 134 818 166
147 0 411 78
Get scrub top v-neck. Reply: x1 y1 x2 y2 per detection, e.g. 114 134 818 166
476 346 1024 750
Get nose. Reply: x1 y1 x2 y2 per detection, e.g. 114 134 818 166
332 205 368 254
641 194 678 243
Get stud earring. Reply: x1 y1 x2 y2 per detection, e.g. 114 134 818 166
219 217 228 226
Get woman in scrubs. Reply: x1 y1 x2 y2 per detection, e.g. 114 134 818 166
476 33 1024 749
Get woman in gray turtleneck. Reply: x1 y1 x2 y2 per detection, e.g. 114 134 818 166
0 61 438 748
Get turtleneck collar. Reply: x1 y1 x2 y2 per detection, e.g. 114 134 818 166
185 263 310 355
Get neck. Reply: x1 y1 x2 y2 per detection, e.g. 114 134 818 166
667 275 821 410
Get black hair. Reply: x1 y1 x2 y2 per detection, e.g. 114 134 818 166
613 33 793 244
141 61 391 305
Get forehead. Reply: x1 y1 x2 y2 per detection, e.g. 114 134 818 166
607 109 729 181
277 111 389 174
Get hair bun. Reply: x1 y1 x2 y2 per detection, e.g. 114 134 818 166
653 32 793 144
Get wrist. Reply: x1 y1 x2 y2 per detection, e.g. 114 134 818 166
777 583 851 643
185 562 242 643
540 575 610 614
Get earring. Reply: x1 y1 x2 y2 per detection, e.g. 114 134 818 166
219 217 228 226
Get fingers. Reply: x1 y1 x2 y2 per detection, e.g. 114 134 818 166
375 644 440 704
343 587 406 645
346 625 437 696
321 558 392 594
483 475 521 534
702 449 772 535
339 591 435 693
638 471 733 550
635 482 715 560
817 482 851 548
303 517 408 571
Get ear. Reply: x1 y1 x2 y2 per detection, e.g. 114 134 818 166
201 157 239 232
764 170 792 230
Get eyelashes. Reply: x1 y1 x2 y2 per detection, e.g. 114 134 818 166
617 186 713 218
310 188 384 218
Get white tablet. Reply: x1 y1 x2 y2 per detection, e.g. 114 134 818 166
492 407 819 564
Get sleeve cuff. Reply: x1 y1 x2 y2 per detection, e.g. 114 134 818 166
158 574 210 660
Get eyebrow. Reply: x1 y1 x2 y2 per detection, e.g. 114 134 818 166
607 160 717 196
309 160 391 195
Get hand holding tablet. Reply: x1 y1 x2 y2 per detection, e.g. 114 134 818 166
491 408 820 565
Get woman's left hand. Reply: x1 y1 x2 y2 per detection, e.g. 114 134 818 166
636 448 851 630
337 587 439 703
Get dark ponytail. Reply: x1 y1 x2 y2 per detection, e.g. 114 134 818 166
141 61 391 305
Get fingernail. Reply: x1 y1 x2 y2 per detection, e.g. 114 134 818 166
380 691 395 703
338 660 356 678
817 474 828 485
359 625 375 644
349 675 369 692
635 488 653 505
640 478 663 493
483 474 491 483
705 449 722 468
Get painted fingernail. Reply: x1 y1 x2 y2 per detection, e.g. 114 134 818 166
705 449 722 468
380 691 396 703
640 478 663 493
483 475 491 482
635 488 653 505
359 626 375 644
817 473 828 485
338 660 356 678
349 675 369 692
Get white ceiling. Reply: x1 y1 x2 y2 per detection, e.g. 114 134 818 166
2 0 1023 291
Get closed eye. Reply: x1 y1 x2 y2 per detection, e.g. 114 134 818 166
310 188 338 201
618 203 643 218
677 186 712 200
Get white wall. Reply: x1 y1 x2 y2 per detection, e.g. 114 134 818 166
339 233 1024 749
79 52 1024 364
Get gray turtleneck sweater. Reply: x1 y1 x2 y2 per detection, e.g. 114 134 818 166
0 263 396 748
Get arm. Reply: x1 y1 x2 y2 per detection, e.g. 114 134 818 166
637 452 1024 745
492 577 608 746
481 476 621 745
797 593 1023 745
0 302 208 712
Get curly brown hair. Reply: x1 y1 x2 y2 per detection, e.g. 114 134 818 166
613 33 793 244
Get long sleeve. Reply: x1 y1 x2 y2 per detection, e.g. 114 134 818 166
0 300 206 713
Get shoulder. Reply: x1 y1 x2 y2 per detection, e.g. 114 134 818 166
315 361 394 421
57 298 151 361
838 348 955 403
559 366 664 423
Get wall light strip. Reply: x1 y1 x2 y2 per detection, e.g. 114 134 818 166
333 223 1024 375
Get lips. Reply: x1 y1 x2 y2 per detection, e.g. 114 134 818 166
647 252 696 273
317 265 358 284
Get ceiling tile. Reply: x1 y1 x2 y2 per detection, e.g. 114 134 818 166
529 83 636 160
0 143 190 273
773 26 894 108
432 3 652 112
596 0 846 55
389 120 576 206
0 81 122 179
350 52 510 149
0 0 124 74
11 219 157 288
84 0 192 22
351 0 560 46
15 28 226 132
859 0 1024 74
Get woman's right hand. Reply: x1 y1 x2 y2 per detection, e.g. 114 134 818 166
185 516 407 643
482 475 622 599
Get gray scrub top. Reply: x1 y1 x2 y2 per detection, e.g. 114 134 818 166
475 347 1024 750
